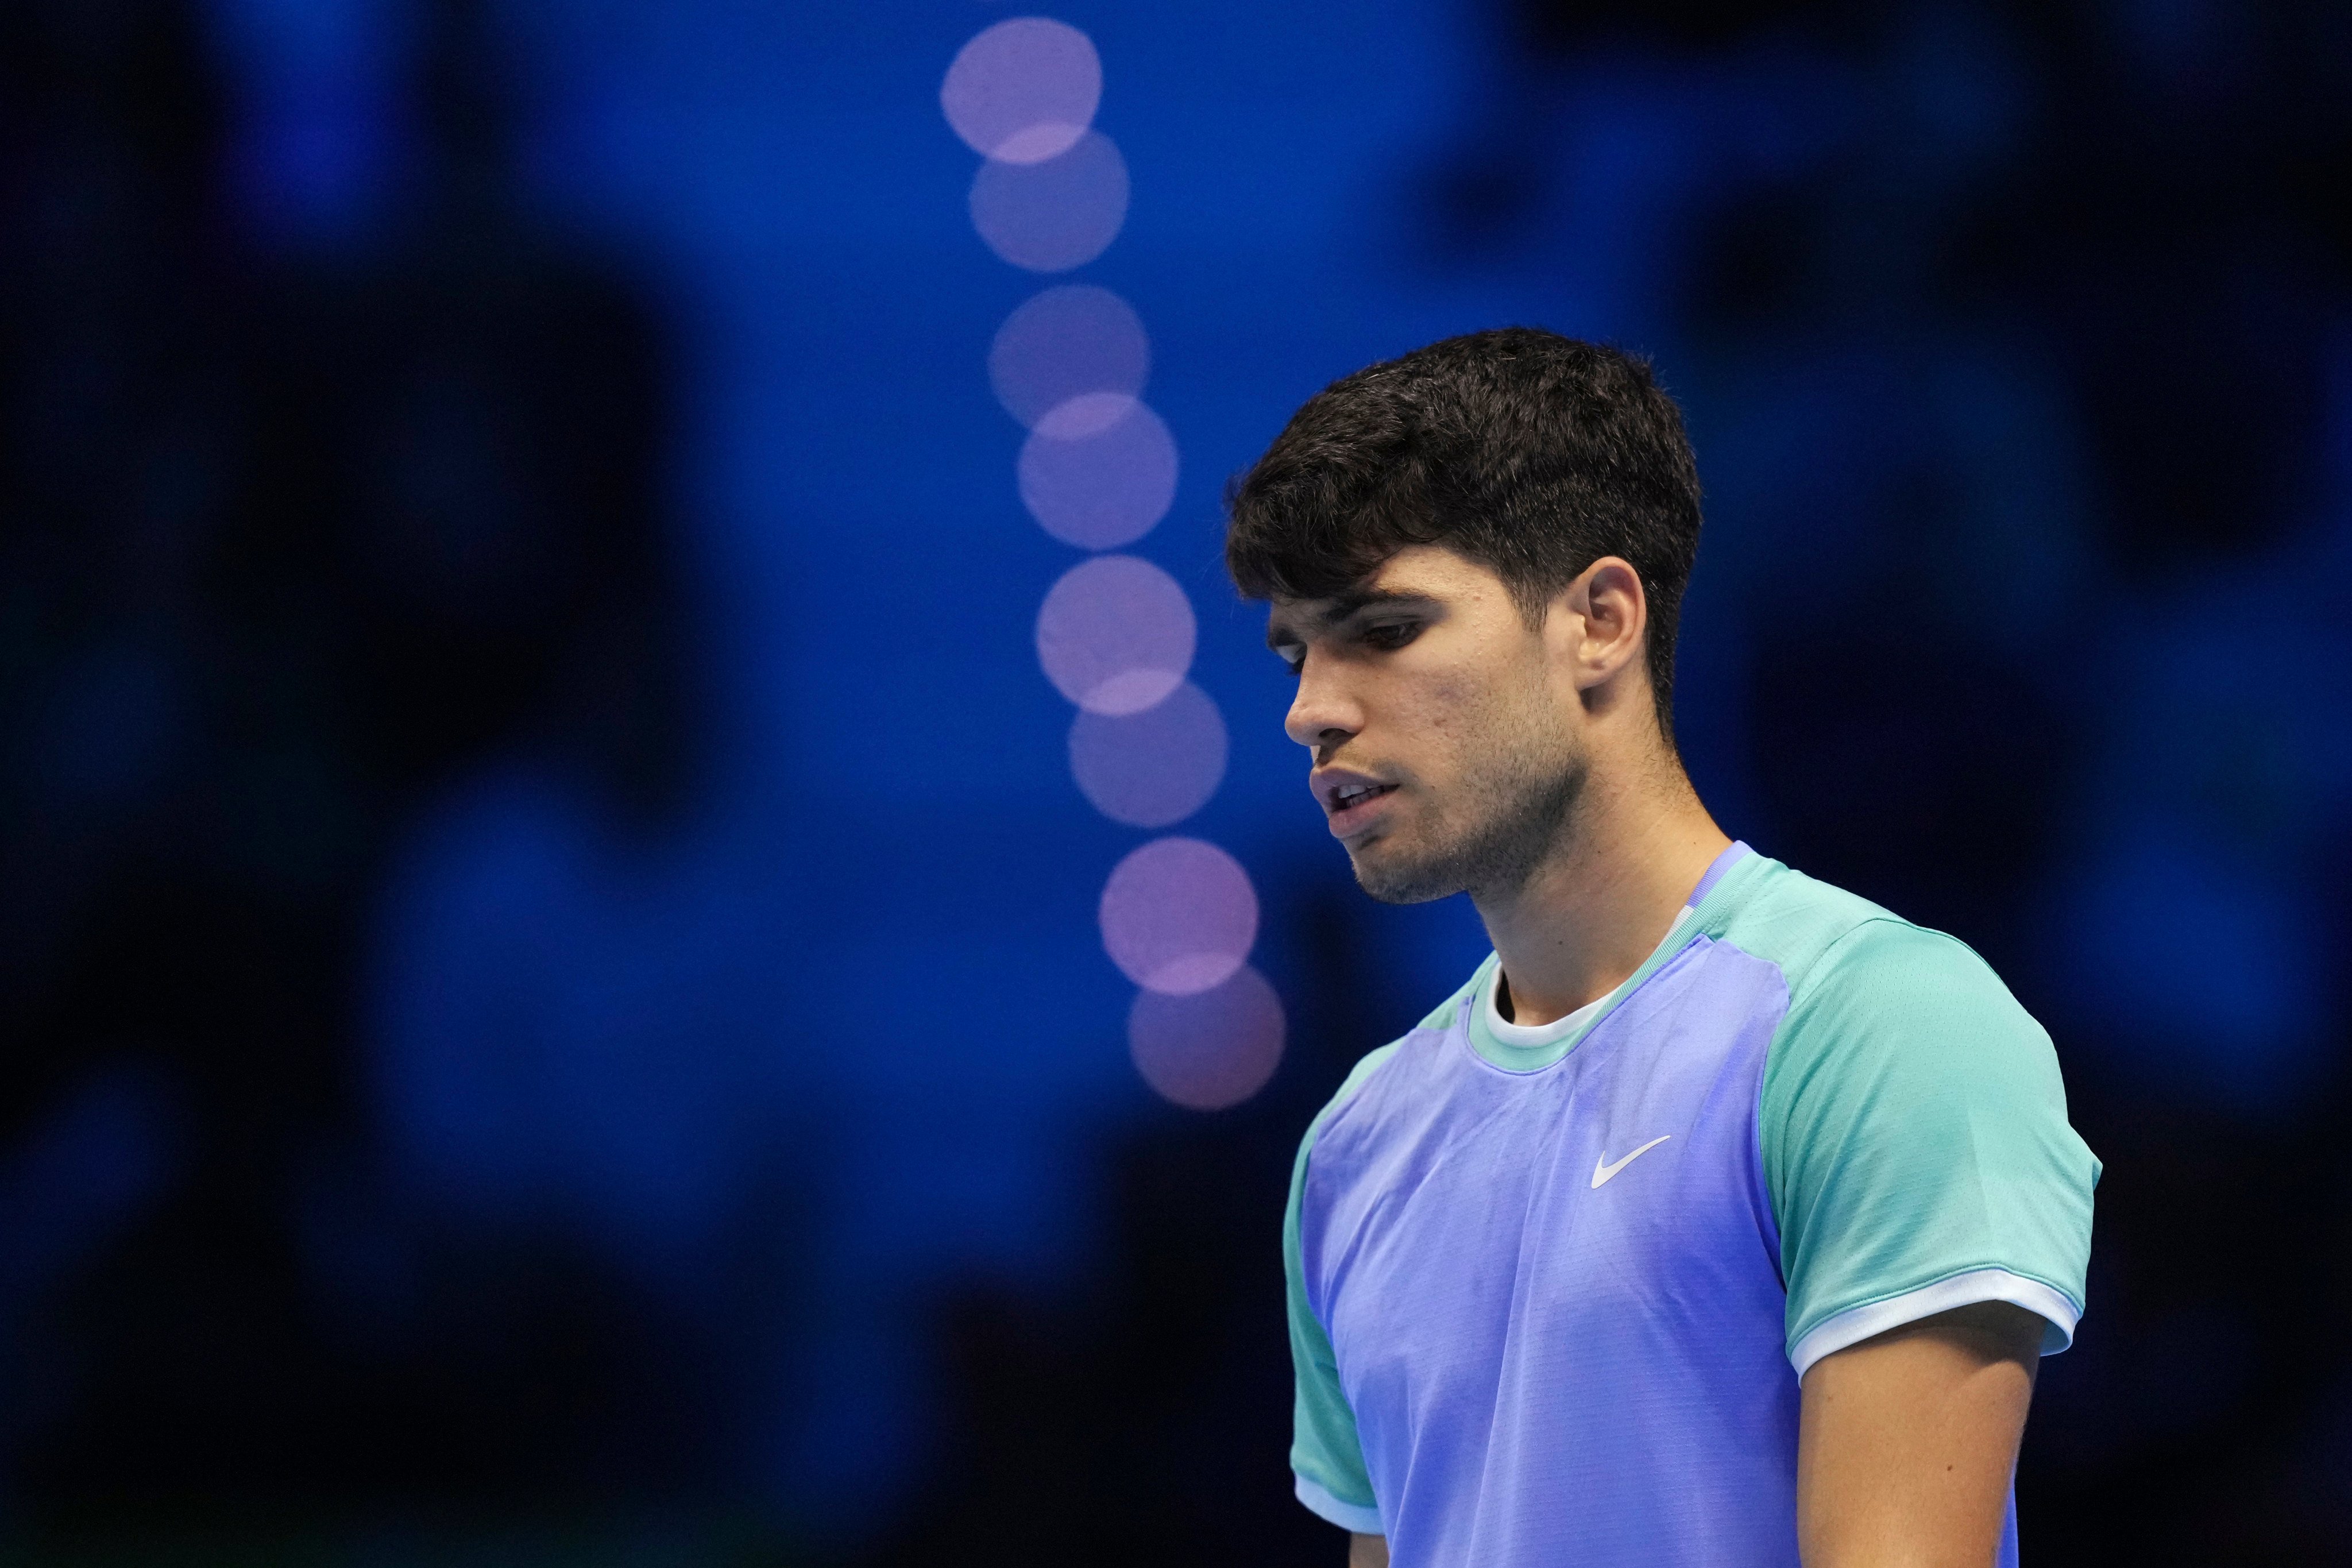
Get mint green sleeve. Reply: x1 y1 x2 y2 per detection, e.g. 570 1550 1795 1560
1285 1043 1404 1534
1761 919 2100 1377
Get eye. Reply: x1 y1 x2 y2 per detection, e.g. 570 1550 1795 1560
1361 619 1422 651
1271 644 1305 678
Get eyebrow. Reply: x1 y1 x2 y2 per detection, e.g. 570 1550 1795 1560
1265 586 1438 648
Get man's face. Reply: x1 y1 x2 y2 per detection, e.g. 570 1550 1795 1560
1265 546 1587 904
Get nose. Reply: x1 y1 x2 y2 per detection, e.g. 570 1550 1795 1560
1284 654 1361 758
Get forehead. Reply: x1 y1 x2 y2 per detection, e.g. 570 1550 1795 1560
1265 546 1509 639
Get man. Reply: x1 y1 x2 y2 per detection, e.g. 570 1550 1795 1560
1226 330 2098 1567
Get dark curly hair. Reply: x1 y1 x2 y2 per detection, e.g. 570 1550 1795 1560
1224 328 1702 743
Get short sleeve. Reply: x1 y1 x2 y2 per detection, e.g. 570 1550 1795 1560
1285 1086 1384 1535
1762 919 2100 1378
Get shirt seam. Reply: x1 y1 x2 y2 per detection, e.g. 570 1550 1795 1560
1778 912 1999 1014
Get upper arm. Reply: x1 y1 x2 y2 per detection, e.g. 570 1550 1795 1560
1764 921 2100 1378
1798 1300 2043 1566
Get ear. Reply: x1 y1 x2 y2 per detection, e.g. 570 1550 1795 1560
1547 557 1648 694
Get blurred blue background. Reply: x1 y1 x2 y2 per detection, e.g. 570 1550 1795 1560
3 0 2350 1561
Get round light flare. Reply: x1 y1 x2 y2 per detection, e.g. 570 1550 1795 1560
990 285 1149 430
1036 555 1195 716
1130 964 1285 1112
1019 394 1178 550
941 18 1102 165
1099 836 1259 996
1069 681 1226 828
970 130 1128 273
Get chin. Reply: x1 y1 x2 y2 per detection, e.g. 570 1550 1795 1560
1347 840 1465 906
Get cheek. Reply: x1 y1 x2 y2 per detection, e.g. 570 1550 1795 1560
1434 664 1516 726
1400 674 1492 764
1424 666 1567 766
1381 646 1551 771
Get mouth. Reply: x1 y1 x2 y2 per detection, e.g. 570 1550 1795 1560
1319 778 1400 839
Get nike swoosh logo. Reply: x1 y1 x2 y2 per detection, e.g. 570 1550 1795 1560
1590 1134 1673 1188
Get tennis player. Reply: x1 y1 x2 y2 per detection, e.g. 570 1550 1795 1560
1226 330 2098 1567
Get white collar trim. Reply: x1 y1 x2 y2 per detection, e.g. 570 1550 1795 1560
1483 904 1698 1048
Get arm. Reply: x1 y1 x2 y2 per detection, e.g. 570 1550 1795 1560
1766 922 2095 1562
1347 1534 1388 1568
1797 1300 2042 1567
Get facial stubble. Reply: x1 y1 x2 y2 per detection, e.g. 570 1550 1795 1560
1348 701 1589 907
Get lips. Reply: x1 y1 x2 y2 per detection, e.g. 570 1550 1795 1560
1314 770 1399 839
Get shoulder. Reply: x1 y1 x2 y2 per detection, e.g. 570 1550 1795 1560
1720 858 2059 1102
1308 1040 1408 1148
1293 954 1492 1167
1717 860 2030 1024
1712 858 1907 990
1335 955 1490 1121
1792 914 2031 1036
1772 916 2061 1117
1741 868 2077 1208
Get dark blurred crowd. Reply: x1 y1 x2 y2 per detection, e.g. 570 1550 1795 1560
0 0 695 1522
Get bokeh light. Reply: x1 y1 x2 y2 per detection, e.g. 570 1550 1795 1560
970 130 1129 273
1018 395 1179 549
940 17 1101 165
1068 680 1226 828
1035 554 1195 715
988 285 1149 430
1098 836 1258 995
1129 964 1285 1111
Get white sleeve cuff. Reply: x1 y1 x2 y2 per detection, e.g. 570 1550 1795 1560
1789 1266 2083 1381
1295 1472 1383 1535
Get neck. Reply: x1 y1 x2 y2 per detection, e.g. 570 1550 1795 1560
1472 750 1731 1029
